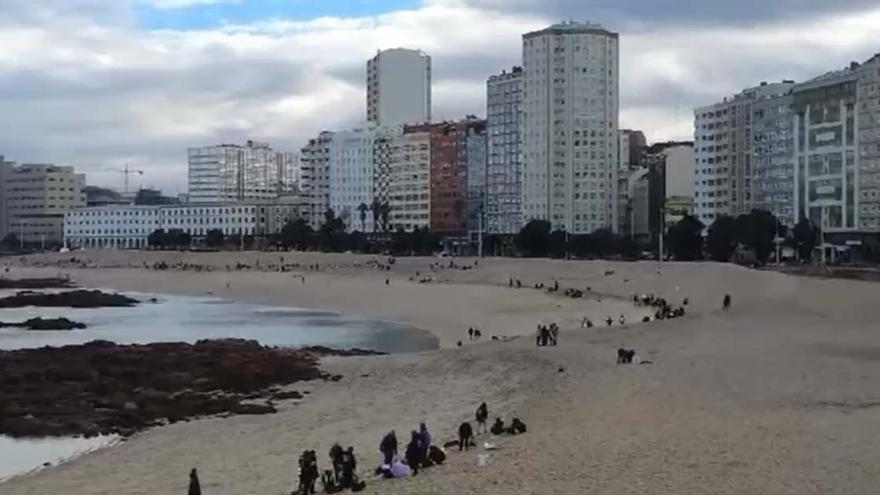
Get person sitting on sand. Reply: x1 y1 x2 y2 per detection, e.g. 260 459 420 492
380 430 398 465
188 468 201 495
476 402 488 433
490 418 505 435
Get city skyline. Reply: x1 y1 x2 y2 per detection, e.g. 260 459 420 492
2 1 879 193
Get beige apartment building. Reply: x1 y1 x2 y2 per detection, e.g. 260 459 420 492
4 163 86 247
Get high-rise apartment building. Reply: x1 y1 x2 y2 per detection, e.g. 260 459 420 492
406 118 486 233
486 67 524 234
187 140 295 204
3 163 85 246
792 56 880 238
752 85 796 226
0 155 13 239
328 128 378 232
465 124 488 234
386 131 431 231
367 48 432 127
693 82 793 225
521 22 620 234
618 129 646 171
300 132 334 229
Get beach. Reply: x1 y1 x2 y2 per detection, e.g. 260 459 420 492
3 251 880 494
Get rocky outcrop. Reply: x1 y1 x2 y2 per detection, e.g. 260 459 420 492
300 345 387 357
0 290 139 308
0 317 87 330
0 277 77 289
0 339 336 438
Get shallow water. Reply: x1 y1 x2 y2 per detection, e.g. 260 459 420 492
0 289 439 353
0 289 438 480
0 435 118 481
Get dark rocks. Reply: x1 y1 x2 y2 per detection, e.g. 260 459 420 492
0 339 325 438
271 390 304 400
0 290 139 308
0 277 77 289
233 403 277 415
300 345 387 357
0 317 87 331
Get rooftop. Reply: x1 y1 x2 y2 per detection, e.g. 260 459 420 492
524 21 617 39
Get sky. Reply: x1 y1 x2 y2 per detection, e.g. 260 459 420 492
1 0 879 194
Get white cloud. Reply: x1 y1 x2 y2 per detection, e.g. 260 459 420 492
145 0 240 9
0 0 878 193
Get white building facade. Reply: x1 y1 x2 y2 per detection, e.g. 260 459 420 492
188 140 296 204
521 22 620 234
329 128 378 232
486 67 524 234
693 82 794 226
367 48 432 127
65 199 306 249
300 132 334 229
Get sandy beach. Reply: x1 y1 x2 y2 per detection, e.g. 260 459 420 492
3 251 880 494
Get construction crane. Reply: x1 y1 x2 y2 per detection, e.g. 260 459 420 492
97 165 144 193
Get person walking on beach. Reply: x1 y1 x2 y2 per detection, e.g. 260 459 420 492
723 294 732 311
188 468 201 495
380 430 398 465
458 422 473 451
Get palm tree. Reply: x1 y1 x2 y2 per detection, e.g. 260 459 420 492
358 202 369 232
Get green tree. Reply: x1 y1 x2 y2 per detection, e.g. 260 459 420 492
792 217 818 262
280 218 313 250
357 202 369 232
706 215 737 262
666 215 705 261
205 229 225 248
515 220 551 257
148 229 167 249
317 209 346 252
166 229 191 249
2 233 21 251
548 229 566 258
734 209 778 264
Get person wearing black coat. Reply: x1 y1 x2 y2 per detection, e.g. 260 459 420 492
188 468 201 495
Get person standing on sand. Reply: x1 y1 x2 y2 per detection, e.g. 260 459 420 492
188 468 201 495
476 402 488 434
380 430 398 465
417 423 431 461
723 294 732 310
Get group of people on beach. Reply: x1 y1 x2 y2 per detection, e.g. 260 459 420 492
536 323 559 346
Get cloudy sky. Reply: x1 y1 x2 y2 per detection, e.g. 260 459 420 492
1 0 879 193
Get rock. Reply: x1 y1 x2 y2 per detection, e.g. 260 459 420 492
271 390 303 400
300 345 386 357
0 290 139 309
233 403 276 415
21 317 87 331
0 339 322 438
